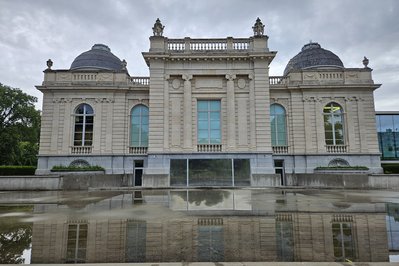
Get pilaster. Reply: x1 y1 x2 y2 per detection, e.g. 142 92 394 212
226 74 236 150
183 74 193 150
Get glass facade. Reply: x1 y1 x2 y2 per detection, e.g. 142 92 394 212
376 114 399 160
197 100 221 144
131 105 149 147
323 102 344 145
270 104 287 146
170 159 250 186
73 104 94 146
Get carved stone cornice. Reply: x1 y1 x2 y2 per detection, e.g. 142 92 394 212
52 98 73 103
95 98 114 103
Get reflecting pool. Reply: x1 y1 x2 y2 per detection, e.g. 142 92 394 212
1 189 399 263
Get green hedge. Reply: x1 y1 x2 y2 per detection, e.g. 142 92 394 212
0 166 36 175
51 165 105 172
382 164 399 174
314 166 369 171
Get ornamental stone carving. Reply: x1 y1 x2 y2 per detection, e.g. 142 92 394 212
363 56 369 68
252 17 265 37
52 97 73 103
152 18 164 36
46 59 53 70
237 78 246 89
172 78 181 89
95 98 114 103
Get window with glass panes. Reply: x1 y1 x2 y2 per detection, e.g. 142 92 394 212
131 105 149 147
66 223 88 263
332 222 355 262
270 104 287 146
323 102 345 145
73 104 93 146
197 100 221 144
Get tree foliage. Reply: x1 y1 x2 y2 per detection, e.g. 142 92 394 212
0 83 40 166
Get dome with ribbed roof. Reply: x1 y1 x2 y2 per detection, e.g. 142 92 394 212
70 44 123 71
284 42 344 76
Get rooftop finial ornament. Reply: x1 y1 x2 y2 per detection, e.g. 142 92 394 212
252 17 265 37
46 59 53 70
363 56 369 68
121 59 127 71
152 18 164 36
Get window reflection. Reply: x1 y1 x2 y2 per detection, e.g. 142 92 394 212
66 223 88 263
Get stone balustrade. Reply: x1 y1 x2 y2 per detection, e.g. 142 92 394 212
272 146 289 154
166 37 252 52
130 76 150 86
197 144 223 152
71 146 92 154
269 76 288 86
129 146 148 155
325 145 348 153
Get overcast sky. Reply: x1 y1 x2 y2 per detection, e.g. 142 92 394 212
0 0 398 111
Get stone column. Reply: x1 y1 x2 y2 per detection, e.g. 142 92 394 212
183 74 193 149
226 74 236 150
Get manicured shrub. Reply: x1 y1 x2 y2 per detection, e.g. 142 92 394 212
0 166 36 175
51 165 104 172
314 166 369 171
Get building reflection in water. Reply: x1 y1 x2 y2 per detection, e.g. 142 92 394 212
29 190 390 263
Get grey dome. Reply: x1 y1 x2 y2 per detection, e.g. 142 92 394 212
70 44 123 71
284 42 344 76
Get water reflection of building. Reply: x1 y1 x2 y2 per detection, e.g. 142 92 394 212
30 190 389 263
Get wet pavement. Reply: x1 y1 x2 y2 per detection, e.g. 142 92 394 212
1 189 399 264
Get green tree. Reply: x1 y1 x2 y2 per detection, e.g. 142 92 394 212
0 83 40 166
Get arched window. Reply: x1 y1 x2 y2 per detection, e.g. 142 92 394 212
270 104 287 146
131 105 149 147
328 158 349 167
324 102 344 145
69 159 90 167
73 104 93 146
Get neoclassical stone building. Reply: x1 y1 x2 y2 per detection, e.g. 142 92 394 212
36 18 382 186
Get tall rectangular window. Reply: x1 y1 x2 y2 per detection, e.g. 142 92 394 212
276 220 294 261
126 220 146 262
332 222 355 261
197 100 221 144
198 218 224 261
66 223 88 263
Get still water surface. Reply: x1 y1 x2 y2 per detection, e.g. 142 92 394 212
1 189 399 263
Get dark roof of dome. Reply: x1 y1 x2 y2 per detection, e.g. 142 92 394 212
283 42 344 76
70 44 123 71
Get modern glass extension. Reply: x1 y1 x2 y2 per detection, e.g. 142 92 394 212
170 159 251 186
376 113 399 160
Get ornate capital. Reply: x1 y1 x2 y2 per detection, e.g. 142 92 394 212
225 74 236 81
182 74 193 81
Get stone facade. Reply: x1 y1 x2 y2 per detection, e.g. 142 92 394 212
36 19 382 186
